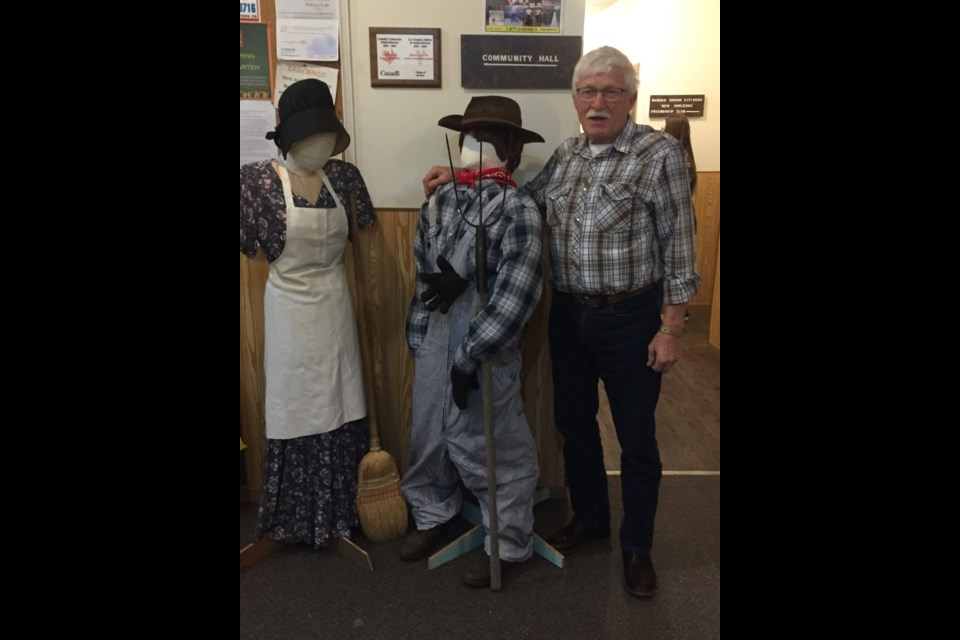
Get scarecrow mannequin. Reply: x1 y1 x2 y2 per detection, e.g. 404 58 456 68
239 79 376 548
400 96 544 587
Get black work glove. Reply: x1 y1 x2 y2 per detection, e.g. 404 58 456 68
420 255 468 314
450 366 479 410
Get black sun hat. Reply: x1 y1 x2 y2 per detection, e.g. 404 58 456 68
266 79 350 158
438 96 544 144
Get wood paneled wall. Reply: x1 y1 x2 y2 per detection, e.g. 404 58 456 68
239 252 269 501
709 235 720 348
690 172 720 307
240 171 721 497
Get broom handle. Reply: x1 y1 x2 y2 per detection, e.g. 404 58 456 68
347 193 383 451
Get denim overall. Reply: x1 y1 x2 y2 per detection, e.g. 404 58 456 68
401 188 539 562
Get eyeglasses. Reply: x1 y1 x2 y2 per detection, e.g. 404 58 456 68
575 87 628 103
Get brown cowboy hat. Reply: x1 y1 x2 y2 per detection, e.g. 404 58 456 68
438 96 544 144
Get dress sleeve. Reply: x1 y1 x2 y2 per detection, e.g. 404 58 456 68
240 163 262 259
348 165 377 229
327 161 377 228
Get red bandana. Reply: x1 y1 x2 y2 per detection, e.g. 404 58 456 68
455 167 517 188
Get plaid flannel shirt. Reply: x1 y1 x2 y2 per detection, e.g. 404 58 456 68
406 180 543 373
521 120 700 305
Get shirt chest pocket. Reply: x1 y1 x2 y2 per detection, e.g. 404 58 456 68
545 186 571 229
595 182 637 234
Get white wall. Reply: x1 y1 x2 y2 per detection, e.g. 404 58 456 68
345 1 587 209
584 0 720 171
342 0 719 207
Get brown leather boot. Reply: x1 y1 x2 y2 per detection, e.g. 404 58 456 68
547 520 611 554
623 552 656 598
462 555 515 588
399 521 452 561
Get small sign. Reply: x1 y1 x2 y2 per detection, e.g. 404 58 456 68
649 95 704 117
369 28 441 88
461 35 581 89
240 1 259 23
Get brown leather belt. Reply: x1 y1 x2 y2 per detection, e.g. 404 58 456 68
564 283 656 309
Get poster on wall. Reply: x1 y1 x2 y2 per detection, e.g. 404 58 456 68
240 22 271 99
240 101 277 166
485 0 561 33
275 62 339 106
276 0 340 61
461 35 580 89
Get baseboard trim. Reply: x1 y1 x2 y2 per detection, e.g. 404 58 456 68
606 470 720 476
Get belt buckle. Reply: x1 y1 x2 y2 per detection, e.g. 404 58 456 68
572 293 591 308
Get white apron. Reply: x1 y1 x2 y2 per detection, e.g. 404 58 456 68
263 164 366 439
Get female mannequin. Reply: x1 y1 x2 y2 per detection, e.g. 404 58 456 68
240 79 376 548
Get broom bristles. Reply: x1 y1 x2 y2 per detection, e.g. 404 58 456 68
357 450 408 542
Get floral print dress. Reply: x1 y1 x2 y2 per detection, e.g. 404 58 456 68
240 158 376 548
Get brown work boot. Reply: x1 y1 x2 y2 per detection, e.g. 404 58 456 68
547 520 611 554
462 555 515 588
399 521 452 561
623 552 656 598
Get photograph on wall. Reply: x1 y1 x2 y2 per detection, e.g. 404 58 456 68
485 0 561 33
240 22 271 99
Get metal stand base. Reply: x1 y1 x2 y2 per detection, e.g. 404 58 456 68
426 488 566 570
240 536 373 572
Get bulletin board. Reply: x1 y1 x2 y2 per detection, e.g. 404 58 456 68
242 0 346 134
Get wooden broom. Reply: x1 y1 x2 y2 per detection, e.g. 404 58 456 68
348 195 408 542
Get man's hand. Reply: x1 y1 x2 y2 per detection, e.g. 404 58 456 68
647 332 681 373
450 366 479 410
423 165 455 197
648 303 686 372
420 256 469 314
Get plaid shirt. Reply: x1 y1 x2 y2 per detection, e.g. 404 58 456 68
406 180 543 373
522 120 700 305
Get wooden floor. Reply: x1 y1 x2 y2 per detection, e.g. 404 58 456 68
599 305 720 472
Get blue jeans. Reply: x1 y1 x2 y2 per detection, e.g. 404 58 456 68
548 285 663 553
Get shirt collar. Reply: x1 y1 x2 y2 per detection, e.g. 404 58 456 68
575 119 657 158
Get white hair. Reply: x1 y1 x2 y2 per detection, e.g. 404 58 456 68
571 46 638 95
